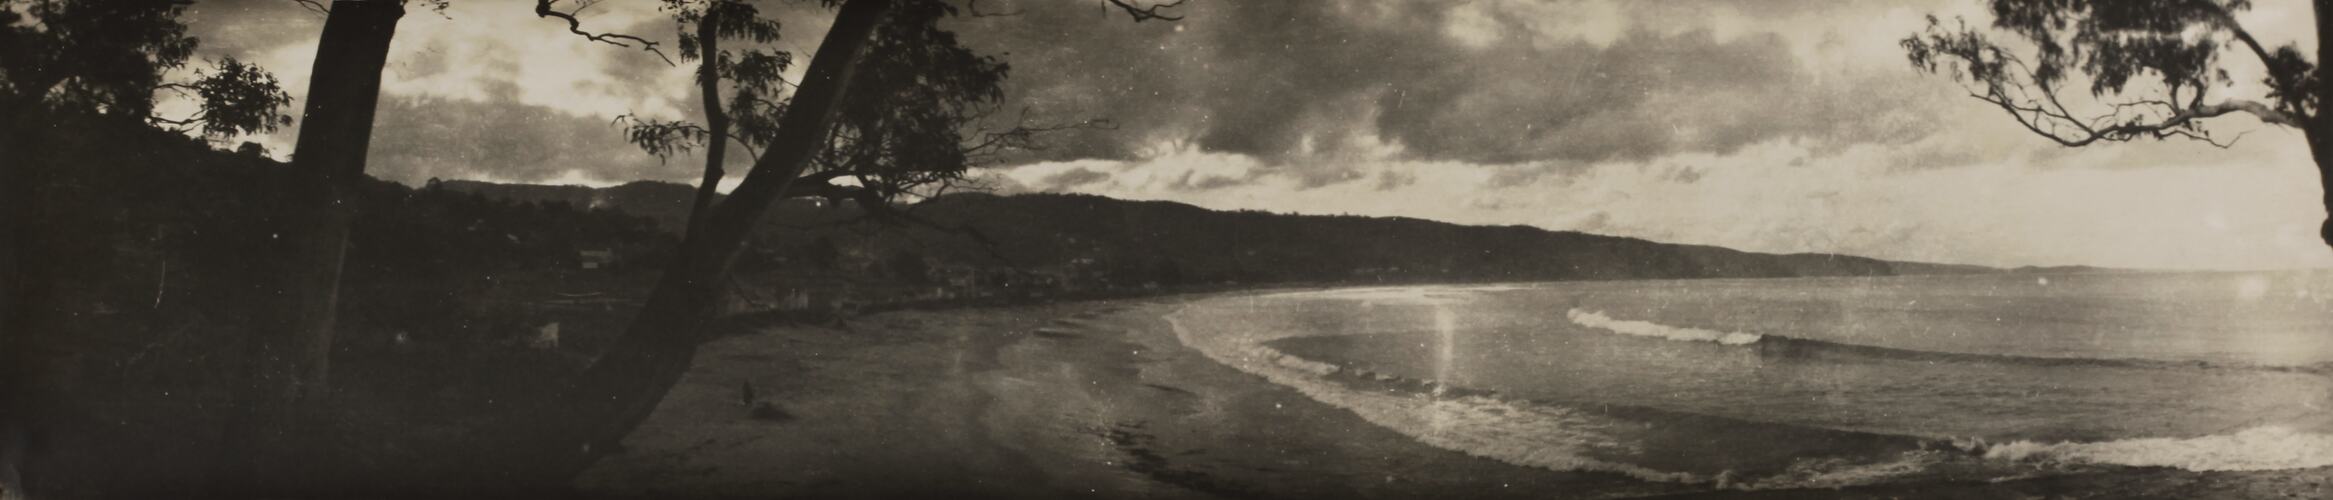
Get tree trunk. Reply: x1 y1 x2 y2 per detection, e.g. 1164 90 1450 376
464 0 895 491
0 95 49 500
2315 0 2333 248
214 0 402 495
686 9 730 238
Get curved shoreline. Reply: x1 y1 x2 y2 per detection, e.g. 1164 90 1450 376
575 291 2331 499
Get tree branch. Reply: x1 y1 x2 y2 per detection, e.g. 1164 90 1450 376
783 177 1014 263
2202 3 2309 123
147 110 208 132
1975 83 2293 147
293 0 329 17
2207 99 2303 127
154 82 200 96
534 0 676 66
1103 0 1186 22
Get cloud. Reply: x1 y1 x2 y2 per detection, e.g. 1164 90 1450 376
1481 162 1578 189
184 0 323 57
363 92 676 185
948 0 1959 173
1174 169 1252 191
1001 136 2333 270
188 0 1964 186
1034 167 1112 191
1661 164 1706 184
1374 169 1416 191
181 0 757 182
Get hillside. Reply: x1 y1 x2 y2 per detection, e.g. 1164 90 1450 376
908 193 1994 283
437 180 1997 286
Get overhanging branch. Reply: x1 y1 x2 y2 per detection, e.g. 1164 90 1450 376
1104 0 1186 22
534 0 675 66
1974 82 2290 148
2202 3 2312 124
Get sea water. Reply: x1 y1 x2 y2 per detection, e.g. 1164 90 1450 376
1165 271 2333 490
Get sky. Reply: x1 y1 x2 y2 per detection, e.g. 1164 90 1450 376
172 0 2333 270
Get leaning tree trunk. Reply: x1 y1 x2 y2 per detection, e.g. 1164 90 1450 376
2314 0 2333 249
213 0 402 496
463 0 896 491
2312 129 2333 248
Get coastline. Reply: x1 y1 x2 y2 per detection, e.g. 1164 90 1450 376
574 290 2332 499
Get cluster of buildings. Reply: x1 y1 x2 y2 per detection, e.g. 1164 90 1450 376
719 255 1132 316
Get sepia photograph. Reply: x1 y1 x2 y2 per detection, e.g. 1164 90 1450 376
6 0 2333 498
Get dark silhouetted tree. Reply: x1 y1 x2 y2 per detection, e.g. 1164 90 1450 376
149 57 295 137
463 1 903 489
468 0 1175 490
1 0 1181 493
0 1 293 136
213 0 418 496
0 1 298 497
615 0 1095 228
1903 0 2333 248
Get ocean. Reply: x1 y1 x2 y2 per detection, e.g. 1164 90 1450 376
1165 271 2333 490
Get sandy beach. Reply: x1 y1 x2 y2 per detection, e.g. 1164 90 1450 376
575 292 2333 499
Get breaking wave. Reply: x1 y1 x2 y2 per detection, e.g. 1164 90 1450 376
1555 307 2333 474
1166 290 2333 491
1565 309 1763 345
1167 294 1970 489
1256 284 1533 306
1167 307 1701 484
1974 426 2333 472
1564 308 2333 376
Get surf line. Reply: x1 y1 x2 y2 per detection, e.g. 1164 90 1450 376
1565 308 1763 345
1160 302 1705 484
1565 307 2333 378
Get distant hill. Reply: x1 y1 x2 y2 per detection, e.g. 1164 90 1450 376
438 180 1998 285
428 179 705 229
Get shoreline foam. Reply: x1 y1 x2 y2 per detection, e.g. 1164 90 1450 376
1566 307 2333 376
576 288 2333 499
1179 290 2333 486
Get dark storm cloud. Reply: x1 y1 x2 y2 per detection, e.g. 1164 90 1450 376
947 0 1943 172
176 0 1956 189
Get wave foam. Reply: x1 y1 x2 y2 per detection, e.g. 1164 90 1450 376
1166 306 1703 484
1162 294 2333 495
1566 309 1763 345
1736 450 1961 490
1978 426 2333 471
1260 285 1532 306
1564 309 2333 377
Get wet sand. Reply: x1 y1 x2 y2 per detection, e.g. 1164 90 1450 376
575 294 2332 499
